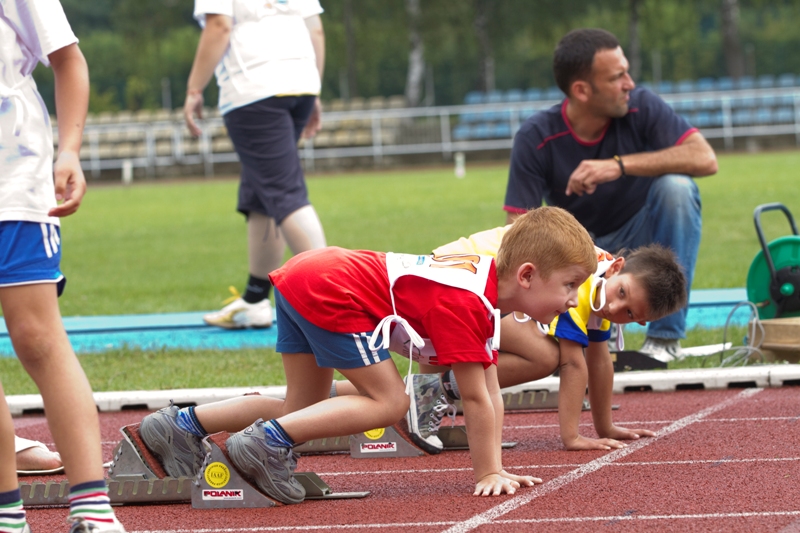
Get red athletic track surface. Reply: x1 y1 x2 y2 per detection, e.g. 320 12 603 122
15 386 800 533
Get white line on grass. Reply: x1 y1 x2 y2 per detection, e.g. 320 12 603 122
130 510 800 532
440 387 763 533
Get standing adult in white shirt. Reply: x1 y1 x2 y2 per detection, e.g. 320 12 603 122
186 0 327 329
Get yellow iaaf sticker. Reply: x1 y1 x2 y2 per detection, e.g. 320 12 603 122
204 462 231 488
364 428 385 440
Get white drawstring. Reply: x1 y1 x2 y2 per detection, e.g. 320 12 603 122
589 276 607 312
369 315 425 395
616 323 625 351
511 312 549 335
490 309 501 351
512 312 530 323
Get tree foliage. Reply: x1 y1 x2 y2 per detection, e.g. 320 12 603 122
32 0 800 113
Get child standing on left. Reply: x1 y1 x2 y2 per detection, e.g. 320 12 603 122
0 1 126 532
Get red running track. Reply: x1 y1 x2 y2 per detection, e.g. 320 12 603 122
15 386 800 532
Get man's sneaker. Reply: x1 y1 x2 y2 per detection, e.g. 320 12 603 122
68 517 126 532
139 404 205 478
639 336 682 363
405 374 456 455
203 298 273 329
226 420 305 505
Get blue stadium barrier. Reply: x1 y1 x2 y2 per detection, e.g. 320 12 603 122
545 87 563 100
733 108 754 125
657 81 674 94
525 88 544 101
677 79 695 93
755 107 773 124
464 91 484 105
452 124 471 140
693 111 711 128
757 74 775 89
717 77 734 91
492 123 512 138
505 89 523 102
485 90 503 104
735 76 755 90
775 107 795 123
696 78 715 92
778 73 796 88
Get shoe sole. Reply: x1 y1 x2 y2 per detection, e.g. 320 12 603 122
139 414 196 478
405 391 443 455
226 433 304 505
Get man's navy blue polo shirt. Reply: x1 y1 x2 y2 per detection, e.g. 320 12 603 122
504 87 697 237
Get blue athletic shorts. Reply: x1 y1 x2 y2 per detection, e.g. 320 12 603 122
274 288 392 369
0 221 66 296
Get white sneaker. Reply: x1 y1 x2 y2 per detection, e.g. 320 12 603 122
639 337 682 363
203 298 273 329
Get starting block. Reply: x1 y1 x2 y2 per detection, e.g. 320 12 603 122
20 423 369 508
193 432 369 508
296 422 517 458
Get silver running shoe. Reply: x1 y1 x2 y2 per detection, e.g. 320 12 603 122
639 336 682 363
139 404 205 478
68 517 126 532
405 374 456 455
226 419 305 505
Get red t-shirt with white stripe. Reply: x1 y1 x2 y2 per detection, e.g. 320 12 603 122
269 247 498 366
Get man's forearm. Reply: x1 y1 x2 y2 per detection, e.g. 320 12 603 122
619 133 718 178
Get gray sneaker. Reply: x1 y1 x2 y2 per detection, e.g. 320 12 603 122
226 420 305 505
639 336 682 363
68 517 126 532
139 404 205 478
405 374 456 455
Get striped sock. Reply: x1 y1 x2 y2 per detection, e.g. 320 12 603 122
68 480 117 530
176 406 208 438
0 488 26 533
262 419 295 448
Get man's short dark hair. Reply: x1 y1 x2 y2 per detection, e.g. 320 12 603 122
553 28 620 96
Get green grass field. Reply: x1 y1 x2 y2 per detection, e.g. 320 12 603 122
2 150 799 394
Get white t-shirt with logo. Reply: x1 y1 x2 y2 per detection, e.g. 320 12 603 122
0 0 77 225
194 0 323 115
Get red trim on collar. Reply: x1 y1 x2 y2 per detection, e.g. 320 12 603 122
561 99 612 146
536 130 571 150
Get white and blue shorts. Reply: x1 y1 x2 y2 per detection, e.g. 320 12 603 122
274 288 392 369
0 221 66 296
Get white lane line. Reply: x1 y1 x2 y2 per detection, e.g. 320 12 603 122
317 456 800 477
440 387 763 533
129 510 800 532
508 415 800 430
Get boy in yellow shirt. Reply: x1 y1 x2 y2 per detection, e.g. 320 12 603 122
333 224 686 454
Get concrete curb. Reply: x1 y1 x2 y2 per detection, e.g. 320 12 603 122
8 365 799 416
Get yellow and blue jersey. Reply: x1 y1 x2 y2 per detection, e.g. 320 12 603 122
433 226 613 347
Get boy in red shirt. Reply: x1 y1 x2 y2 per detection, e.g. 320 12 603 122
139 207 597 502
